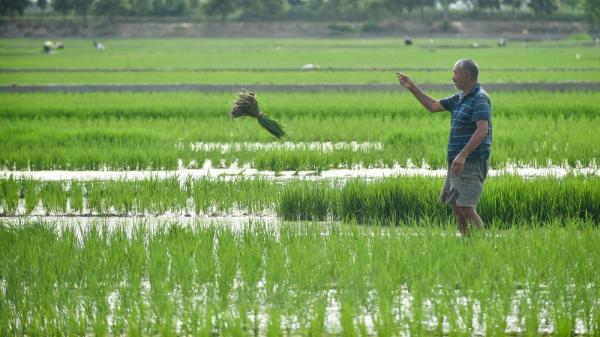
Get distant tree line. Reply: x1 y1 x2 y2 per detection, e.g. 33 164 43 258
0 0 598 23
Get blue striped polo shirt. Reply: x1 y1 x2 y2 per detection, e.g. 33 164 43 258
440 83 492 162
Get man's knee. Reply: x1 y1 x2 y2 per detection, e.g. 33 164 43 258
452 205 464 215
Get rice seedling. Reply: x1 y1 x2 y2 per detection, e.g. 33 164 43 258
85 181 106 214
216 229 238 327
0 176 19 215
68 182 83 214
230 90 286 139
20 179 39 214
277 181 336 221
39 181 67 214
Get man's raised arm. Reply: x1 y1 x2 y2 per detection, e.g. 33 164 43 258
396 72 446 113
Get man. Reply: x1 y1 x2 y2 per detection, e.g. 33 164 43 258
396 59 492 235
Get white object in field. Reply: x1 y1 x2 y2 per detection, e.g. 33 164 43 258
43 40 54 53
575 53 580 60
43 40 64 53
301 63 320 70
94 41 105 50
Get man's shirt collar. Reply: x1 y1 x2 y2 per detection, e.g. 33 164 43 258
459 83 481 102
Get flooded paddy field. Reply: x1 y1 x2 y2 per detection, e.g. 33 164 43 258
1 37 599 336
1 221 598 336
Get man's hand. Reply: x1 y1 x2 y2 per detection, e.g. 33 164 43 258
395 72 446 112
451 154 466 176
451 120 489 175
396 72 414 89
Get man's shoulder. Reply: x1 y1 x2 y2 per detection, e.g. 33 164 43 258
446 91 462 100
472 88 491 105
474 86 490 99
440 92 461 111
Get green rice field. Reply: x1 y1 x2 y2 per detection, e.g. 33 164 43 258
0 221 598 336
1 37 599 336
1 91 599 170
1 38 599 85
4 69 600 85
1 38 599 70
1 175 599 224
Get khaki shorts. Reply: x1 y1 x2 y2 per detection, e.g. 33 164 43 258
439 158 489 208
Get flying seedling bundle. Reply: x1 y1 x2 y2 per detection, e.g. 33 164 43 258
230 90 286 139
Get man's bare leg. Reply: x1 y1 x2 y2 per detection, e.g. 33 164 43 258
460 207 483 232
452 205 468 235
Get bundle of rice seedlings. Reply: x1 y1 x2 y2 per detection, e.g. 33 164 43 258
230 90 286 139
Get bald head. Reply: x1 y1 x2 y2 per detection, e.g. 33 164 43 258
454 59 479 81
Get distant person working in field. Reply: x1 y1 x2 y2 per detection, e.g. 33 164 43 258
396 59 492 235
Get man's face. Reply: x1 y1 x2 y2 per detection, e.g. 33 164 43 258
452 64 469 90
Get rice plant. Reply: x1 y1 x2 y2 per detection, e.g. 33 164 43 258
39 181 67 214
21 179 39 214
0 177 19 215
68 182 84 214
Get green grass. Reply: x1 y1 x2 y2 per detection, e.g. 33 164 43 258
0 221 597 336
1 91 599 170
1 38 599 69
2 175 599 225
